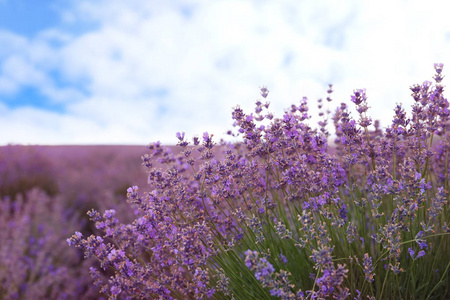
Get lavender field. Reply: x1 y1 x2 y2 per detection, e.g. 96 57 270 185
0 145 153 299
2 64 450 299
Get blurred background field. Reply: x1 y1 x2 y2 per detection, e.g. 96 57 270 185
0 145 148 208
0 145 152 299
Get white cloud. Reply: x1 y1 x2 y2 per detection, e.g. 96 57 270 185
1 55 48 89
1 0 450 145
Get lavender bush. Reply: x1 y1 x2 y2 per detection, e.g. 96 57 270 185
69 64 449 299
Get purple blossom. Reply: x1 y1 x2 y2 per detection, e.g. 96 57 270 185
279 253 288 265
350 89 367 106
260 86 269 98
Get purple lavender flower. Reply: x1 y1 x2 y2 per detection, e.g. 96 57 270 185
409 240 427 259
260 86 269 98
362 253 374 282
279 253 288 265
350 89 367 106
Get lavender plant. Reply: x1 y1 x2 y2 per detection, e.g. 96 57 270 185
69 64 449 299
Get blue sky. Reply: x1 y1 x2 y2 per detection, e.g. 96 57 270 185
0 1 61 36
1 0 450 145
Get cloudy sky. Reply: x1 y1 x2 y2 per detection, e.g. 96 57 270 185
1 0 449 145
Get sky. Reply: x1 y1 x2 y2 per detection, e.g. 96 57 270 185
1 0 450 145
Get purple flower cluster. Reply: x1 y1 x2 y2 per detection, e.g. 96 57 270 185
68 64 450 299
244 250 297 299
